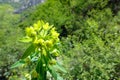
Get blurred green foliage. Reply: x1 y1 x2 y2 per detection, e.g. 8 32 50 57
0 4 25 66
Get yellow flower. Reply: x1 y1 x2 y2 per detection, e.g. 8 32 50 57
45 40 53 48
51 49 59 57
33 23 39 31
33 39 44 47
38 20 44 27
33 39 39 46
51 29 59 39
43 23 49 30
26 27 36 37
25 73 31 80
38 39 44 46
51 27 55 32
49 59 56 65
31 70 38 78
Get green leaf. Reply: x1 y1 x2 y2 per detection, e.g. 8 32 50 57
36 59 47 80
55 62 67 73
36 59 42 75
19 37 32 43
10 60 25 69
48 65 57 80
21 44 35 59
57 73 64 80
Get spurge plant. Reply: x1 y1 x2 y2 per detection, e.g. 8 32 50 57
11 20 66 80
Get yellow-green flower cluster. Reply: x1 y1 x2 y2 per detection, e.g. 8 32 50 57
24 20 60 65
25 20 59 45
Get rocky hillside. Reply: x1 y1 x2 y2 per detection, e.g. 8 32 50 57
0 0 44 12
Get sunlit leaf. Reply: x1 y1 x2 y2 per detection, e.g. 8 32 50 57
19 37 32 43
21 44 35 59
48 65 57 80
10 60 25 69
57 73 64 80
55 62 67 73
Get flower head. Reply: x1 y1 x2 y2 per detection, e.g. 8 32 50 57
43 23 49 30
26 27 36 38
